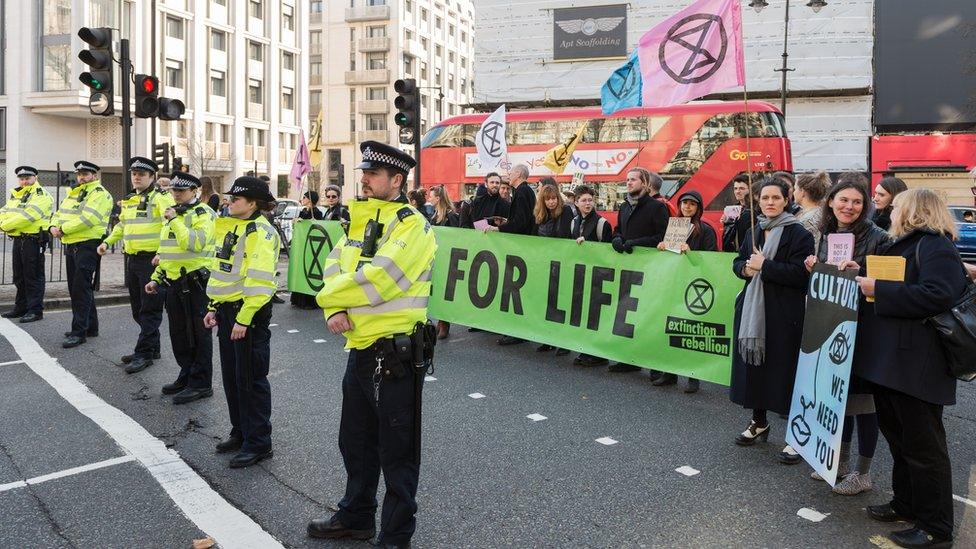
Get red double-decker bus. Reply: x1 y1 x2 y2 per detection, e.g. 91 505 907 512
419 101 792 229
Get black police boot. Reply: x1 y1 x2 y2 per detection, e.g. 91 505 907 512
229 448 273 468
161 378 188 395
124 358 153 374
172 387 213 405
62 335 86 349
307 515 375 540
888 527 952 548
66 330 98 337
1 310 26 319
216 436 243 454
153 349 161 360
19 313 42 323
121 354 134 364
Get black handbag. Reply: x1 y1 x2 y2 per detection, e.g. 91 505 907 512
916 240 976 382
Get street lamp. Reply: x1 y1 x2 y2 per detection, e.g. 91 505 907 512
747 0 828 119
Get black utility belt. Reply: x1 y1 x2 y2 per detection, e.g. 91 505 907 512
12 233 43 239
126 251 156 258
361 323 436 377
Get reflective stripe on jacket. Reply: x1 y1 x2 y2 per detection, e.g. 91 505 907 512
0 182 54 236
103 185 175 253
206 214 280 325
152 201 217 282
51 180 113 244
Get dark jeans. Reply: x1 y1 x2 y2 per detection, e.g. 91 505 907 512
65 240 100 336
337 347 422 546
216 302 272 453
873 384 953 539
12 236 45 315
163 273 213 389
126 254 164 359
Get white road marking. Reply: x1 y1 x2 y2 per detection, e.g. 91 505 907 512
287 329 299 333
0 318 284 548
595 437 618 446
269 323 278 327
0 359 25 367
0 455 137 493
675 466 700 477
526 413 547 422
313 339 326 343
424 375 437 382
953 494 976 509
797 507 830 522
468 392 485 399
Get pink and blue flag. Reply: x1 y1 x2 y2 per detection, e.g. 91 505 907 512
637 0 745 108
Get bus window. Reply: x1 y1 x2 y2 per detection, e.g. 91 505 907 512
421 124 467 148
510 120 558 145
598 116 648 142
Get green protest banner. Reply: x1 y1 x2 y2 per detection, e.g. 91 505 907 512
287 220 346 296
429 227 740 385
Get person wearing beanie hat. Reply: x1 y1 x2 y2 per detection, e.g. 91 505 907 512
203 175 280 468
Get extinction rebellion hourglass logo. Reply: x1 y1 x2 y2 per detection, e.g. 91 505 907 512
664 278 730 356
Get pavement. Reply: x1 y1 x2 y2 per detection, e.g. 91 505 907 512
0 300 974 548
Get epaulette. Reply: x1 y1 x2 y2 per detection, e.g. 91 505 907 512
396 207 415 222
245 221 258 235
195 206 207 216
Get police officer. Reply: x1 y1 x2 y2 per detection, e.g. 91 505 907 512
202 176 280 468
98 156 175 373
51 161 113 348
0 166 54 322
145 171 216 404
307 141 437 548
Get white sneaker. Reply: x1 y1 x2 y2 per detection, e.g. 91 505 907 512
832 471 873 495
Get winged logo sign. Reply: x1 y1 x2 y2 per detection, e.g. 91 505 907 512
553 5 628 60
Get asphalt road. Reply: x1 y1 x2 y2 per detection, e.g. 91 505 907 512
1 300 974 548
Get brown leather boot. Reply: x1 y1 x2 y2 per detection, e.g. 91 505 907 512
437 320 450 340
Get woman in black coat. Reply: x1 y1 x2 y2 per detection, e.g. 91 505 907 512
654 189 717 392
533 181 574 356
854 188 968 548
321 185 350 223
290 191 326 310
730 178 815 463
870 176 907 231
803 174 890 495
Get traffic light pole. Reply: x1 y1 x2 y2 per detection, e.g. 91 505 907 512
120 38 133 192
413 86 421 190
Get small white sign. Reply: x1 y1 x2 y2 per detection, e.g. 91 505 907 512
595 437 619 446
526 413 548 422
468 392 486 399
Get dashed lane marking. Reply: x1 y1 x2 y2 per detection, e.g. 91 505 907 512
287 329 299 333
424 376 437 382
468 393 486 399
595 437 619 446
675 466 700 477
953 494 976 509
0 318 284 549
269 323 278 327
0 455 137 493
313 339 326 343
526 413 547 422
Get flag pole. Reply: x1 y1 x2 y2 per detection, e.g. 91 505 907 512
741 56 758 252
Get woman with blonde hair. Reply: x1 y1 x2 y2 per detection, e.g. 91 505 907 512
854 188 968 548
427 186 459 228
533 180 574 356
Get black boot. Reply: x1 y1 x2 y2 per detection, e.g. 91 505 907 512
19 313 43 323
307 515 375 540
216 436 243 454
62 335 86 348
172 387 213 405
124 358 153 374
652 373 678 386
2 310 26 319
161 379 188 395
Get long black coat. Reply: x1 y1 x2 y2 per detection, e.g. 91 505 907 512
730 223 815 414
854 229 968 405
613 194 670 247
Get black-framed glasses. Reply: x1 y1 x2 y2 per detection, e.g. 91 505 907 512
325 194 339 199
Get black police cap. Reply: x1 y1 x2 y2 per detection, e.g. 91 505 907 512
226 176 275 202
356 141 416 173
129 156 159 173
74 160 101 173
170 171 201 189
15 166 38 177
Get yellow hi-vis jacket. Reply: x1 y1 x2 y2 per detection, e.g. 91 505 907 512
103 184 175 253
0 182 54 236
51 179 113 244
316 198 436 350
151 201 217 283
206 214 280 326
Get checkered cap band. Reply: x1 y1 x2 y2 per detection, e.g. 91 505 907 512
170 174 198 188
74 161 100 172
15 167 37 177
229 185 246 194
130 159 157 172
362 146 412 172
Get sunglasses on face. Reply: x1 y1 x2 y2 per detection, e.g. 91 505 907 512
326 194 339 199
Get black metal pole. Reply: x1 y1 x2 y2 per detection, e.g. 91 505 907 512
120 38 133 192
151 0 157 155
779 0 792 118
413 86 421 190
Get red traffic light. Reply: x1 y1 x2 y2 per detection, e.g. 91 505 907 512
141 77 157 94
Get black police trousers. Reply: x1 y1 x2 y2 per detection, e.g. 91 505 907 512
337 346 423 546
216 302 272 453
126 254 164 359
12 236 45 315
65 240 99 336
164 273 213 390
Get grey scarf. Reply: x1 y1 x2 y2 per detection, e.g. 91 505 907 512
737 212 799 365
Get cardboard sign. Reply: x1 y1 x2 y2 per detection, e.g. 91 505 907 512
826 233 855 265
661 217 693 253
865 255 906 303
723 205 742 220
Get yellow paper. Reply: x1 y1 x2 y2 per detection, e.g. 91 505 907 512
865 255 906 303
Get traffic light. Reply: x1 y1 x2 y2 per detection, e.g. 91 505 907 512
158 97 186 121
78 27 115 116
394 79 420 144
153 143 171 173
134 74 159 118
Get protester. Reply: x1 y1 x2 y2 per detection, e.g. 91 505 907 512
489 164 536 346
646 171 677 216
730 177 814 465
853 188 967 548
608 168 670 374
460 172 510 228
654 190 717 392
408 189 432 219
721 173 753 252
793 171 831 249
322 185 351 223
499 179 513 203
531 181 574 357
219 197 230 217
871 176 908 231
563 190 578 217
803 173 890 495
570 185 612 367
772 171 802 215
290 191 325 310
427 186 459 340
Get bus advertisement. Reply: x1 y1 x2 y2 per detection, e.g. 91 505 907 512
419 101 792 230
